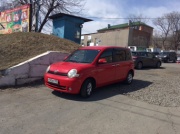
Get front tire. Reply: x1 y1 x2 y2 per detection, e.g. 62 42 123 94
136 62 143 69
124 72 133 85
156 61 161 68
80 79 93 98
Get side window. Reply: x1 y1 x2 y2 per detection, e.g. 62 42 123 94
99 49 113 63
113 49 126 62
147 53 153 58
126 50 132 60
140 52 146 57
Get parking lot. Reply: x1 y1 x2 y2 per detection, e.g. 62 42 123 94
0 63 180 134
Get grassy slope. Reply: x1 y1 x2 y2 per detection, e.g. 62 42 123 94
0 32 80 71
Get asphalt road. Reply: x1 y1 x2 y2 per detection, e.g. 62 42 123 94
0 63 180 134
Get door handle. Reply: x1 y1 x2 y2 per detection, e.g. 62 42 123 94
112 65 116 67
116 64 119 66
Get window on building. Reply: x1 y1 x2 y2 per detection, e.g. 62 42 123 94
81 36 84 39
88 35 91 40
87 40 91 46
133 26 139 30
75 30 80 39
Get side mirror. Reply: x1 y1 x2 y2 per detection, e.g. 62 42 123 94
98 58 107 64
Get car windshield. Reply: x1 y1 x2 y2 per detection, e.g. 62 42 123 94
131 52 146 56
64 49 100 63
152 52 159 55
132 52 138 56
159 52 169 55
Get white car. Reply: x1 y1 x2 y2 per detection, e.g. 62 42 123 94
177 55 180 63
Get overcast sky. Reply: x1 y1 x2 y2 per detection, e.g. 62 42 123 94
1 0 180 34
81 0 180 34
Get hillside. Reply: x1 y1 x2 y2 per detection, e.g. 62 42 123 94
0 32 80 72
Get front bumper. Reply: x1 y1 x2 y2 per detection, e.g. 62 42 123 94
158 57 167 62
44 73 82 94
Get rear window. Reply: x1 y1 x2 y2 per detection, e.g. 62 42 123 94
113 49 126 62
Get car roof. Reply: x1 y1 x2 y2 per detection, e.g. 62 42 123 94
160 51 176 53
132 51 147 53
79 46 129 51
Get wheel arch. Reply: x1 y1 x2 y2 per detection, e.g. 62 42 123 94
81 77 96 89
128 69 134 77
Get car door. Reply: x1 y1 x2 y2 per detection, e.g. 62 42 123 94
146 53 156 66
113 48 128 81
139 52 149 67
95 49 116 86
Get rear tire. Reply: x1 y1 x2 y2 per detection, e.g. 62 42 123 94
80 79 93 98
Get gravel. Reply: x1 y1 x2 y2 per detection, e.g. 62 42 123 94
122 63 180 107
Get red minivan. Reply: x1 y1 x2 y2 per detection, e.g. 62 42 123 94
44 46 134 97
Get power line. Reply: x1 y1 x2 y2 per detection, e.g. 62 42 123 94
84 17 169 20
86 17 153 19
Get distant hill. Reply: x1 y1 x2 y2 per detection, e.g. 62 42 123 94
0 32 80 71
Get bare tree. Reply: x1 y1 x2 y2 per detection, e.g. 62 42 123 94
153 14 172 50
152 30 161 48
6 0 85 32
0 1 13 11
153 11 180 50
169 12 180 51
128 14 149 24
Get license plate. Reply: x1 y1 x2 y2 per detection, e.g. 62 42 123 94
48 78 58 84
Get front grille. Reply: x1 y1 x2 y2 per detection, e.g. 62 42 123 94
48 70 67 76
47 82 66 90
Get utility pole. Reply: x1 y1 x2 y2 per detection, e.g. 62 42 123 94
35 0 40 32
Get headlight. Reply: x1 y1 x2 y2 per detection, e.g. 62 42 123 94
68 69 79 78
46 66 50 73
163 56 167 57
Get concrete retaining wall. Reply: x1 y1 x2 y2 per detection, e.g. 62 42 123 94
0 51 69 87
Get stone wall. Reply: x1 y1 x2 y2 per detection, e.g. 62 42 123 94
0 51 69 87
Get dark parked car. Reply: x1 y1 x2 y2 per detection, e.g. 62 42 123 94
132 51 161 69
151 52 159 58
158 51 177 63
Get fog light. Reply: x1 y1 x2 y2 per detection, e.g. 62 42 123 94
68 87 72 91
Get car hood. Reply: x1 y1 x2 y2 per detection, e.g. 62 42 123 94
49 61 92 73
